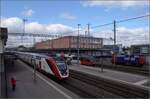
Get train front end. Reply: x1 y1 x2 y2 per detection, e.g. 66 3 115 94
54 57 69 79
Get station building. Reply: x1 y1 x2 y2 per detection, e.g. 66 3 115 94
33 36 109 56
131 44 150 67
130 44 150 56
35 36 103 49
103 44 122 54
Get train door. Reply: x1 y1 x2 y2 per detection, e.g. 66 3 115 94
36 56 41 70
36 59 42 70
31 57 36 67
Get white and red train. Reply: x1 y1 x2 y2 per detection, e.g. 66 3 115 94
15 52 69 80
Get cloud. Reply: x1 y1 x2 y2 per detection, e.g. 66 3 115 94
25 22 45 33
0 17 74 47
59 13 77 20
1 17 149 47
81 1 149 8
21 9 34 17
1 17 74 33
117 27 149 46
93 26 149 46
1 17 23 33
46 24 74 34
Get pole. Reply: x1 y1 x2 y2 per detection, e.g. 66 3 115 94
33 60 36 82
22 19 27 45
87 23 90 37
101 51 103 72
49 38 51 49
85 31 87 37
52 37 53 49
33 37 36 46
85 31 87 49
114 20 116 45
0 31 5 97
69 37 71 55
113 20 116 65
0 54 5 98
77 24 81 65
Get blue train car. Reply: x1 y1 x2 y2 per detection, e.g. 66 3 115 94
115 55 124 64
112 54 145 66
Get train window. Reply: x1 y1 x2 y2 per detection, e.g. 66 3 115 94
81 56 95 62
36 56 41 60
141 47 149 54
57 62 67 70
72 57 77 60
31 58 36 65
53 57 67 69
53 56 64 62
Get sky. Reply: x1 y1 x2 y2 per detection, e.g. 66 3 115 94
0 0 150 47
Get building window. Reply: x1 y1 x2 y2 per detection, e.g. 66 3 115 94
141 47 149 54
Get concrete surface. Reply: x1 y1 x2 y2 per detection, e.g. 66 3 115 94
69 64 148 86
6 59 78 99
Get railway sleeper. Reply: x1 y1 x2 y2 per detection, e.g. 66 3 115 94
70 70 149 98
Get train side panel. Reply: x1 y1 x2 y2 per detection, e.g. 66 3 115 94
112 55 145 66
40 58 54 75
15 52 69 80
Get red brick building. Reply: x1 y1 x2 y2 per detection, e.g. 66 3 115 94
35 36 103 49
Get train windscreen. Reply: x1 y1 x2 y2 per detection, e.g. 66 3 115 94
53 57 67 75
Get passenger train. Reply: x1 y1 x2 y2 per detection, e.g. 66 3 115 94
15 52 69 80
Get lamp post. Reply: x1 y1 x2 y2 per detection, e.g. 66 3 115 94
87 23 90 37
22 19 28 45
77 24 81 65
114 20 116 46
113 20 116 65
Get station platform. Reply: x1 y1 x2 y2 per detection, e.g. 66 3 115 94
69 64 149 87
6 59 78 98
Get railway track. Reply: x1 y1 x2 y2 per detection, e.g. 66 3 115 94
95 63 149 76
20 59 149 98
42 72 99 98
70 69 149 98
41 67 121 98
59 77 121 98
19 59 98 98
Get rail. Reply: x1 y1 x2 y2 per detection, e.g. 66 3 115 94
70 70 149 98
95 63 149 76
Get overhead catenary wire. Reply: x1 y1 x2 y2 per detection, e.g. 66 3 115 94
60 13 150 36
91 22 114 29
61 25 88 36
8 14 150 37
90 13 150 29
116 13 150 23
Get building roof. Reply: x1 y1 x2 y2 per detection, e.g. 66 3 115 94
35 35 103 45
62 35 103 39
131 44 150 47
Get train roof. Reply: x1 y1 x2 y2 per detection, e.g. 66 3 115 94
16 52 51 59
16 52 64 60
